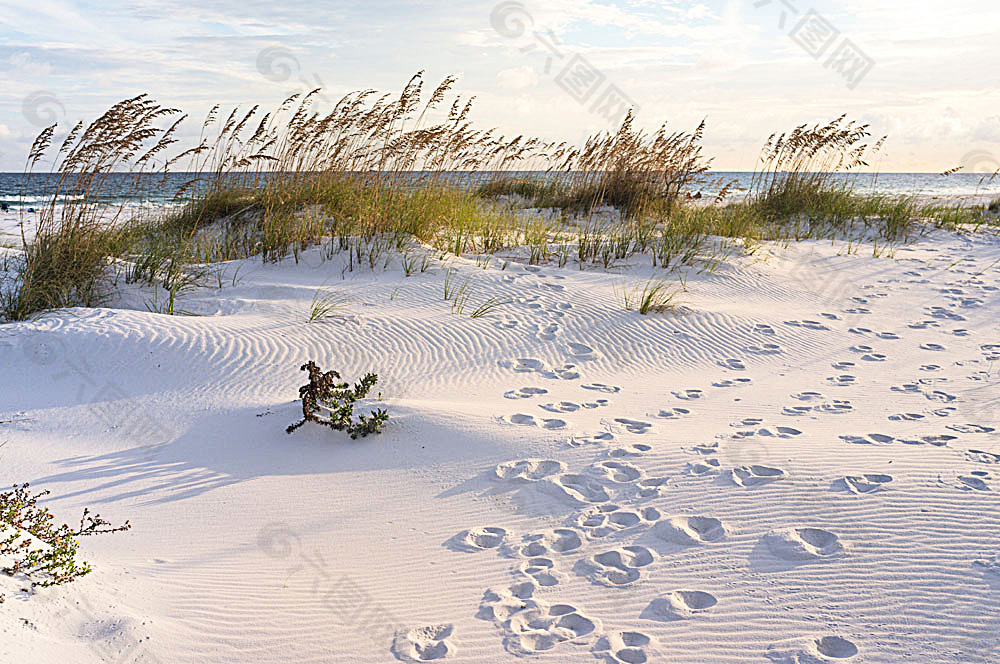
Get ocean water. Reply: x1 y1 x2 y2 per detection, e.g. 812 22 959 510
1 171 998 213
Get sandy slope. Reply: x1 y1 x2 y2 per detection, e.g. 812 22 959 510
2 228 999 663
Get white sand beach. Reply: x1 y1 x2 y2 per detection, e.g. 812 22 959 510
2 225 998 662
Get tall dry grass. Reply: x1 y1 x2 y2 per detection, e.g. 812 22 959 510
2 96 184 320
3 76 992 321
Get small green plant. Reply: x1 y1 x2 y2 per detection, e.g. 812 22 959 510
469 296 512 319
619 279 678 314
307 289 349 322
286 361 388 439
1 484 130 600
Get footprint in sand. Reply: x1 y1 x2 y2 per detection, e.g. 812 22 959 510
392 624 456 662
504 386 549 399
713 378 753 388
765 636 858 663
840 433 894 445
654 516 726 545
920 434 957 446
785 319 830 331
508 413 566 429
920 343 946 351
967 449 1000 464
756 426 802 439
509 413 538 426
636 476 669 498
815 401 853 415
753 323 776 335
783 405 812 416
549 473 611 503
495 459 565 482
613 418 653 435
924 390 957 403
763 527 844 560
947 423 996 434
827 374 856 387
518 557 564 587
729 465 788 487
744 343 782 355
503 358 580 380
973 553 1000 576
926 305 965 321
656 407 691 419
831 361 855 370
537 322 560 341
577 505 661 538
840 473 892 494
567 342 598 360
570 431 615 447
593 631 656 663
888 412 924 421
605 443 652 458
578 545 655 587
673 389 704 400
717 358 746 370
453 526 507 552
861 352 887 362
515 528 584 557
540 401 581 413
687 458 721 475
955 473 992 491
593 460 643 483
478 590 600 656
582 383 621 393
644 590 718 621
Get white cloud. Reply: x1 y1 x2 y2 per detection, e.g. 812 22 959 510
496 65 539 90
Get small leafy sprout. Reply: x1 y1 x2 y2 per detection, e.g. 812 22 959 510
1 483 130 600
286 361 388 438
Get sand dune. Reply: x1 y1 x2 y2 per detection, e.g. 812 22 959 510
2 227 999 662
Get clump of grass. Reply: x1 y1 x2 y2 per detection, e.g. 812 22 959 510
286 362 388 439
2 96 184 321
619 279 678 314
749 116 886 226
478 112 716 220
307 289 349 322
1 483 130 599
469 295 511 318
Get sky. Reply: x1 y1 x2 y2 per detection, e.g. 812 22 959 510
0 0 999 172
